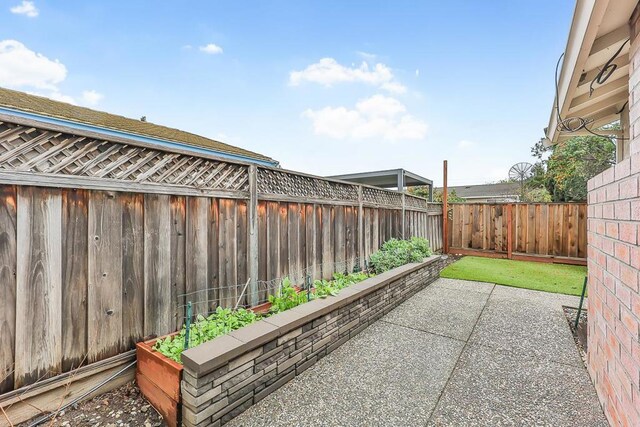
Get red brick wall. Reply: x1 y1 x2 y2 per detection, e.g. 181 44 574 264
586 7 640 426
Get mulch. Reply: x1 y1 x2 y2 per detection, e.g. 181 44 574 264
19 381 165 427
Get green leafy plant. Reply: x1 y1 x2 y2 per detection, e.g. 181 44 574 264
153 307 259 362
313 271 371 298
369 237 432 274
268 277 308 314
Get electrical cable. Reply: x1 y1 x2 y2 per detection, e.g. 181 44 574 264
553 52 629 141
589 39 630 96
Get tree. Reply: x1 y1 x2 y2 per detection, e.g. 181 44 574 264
523 187 552 202
407 185 430 199
530 134 615 202
407 186 466 202
432 189 465 203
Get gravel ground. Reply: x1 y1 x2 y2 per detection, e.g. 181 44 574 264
19 381 166 427
563 305 588 364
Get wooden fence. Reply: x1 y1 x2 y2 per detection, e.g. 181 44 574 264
446 202 587 264
0 115 443 399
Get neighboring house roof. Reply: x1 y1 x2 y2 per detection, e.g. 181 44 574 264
435 182 520 199
0 86 278 166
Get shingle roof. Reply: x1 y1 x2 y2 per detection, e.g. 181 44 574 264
435 182 520 198
0 87 276 164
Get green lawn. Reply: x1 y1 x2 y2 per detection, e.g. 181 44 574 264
440 256 587 296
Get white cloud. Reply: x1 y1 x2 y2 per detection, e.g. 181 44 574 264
415 69 420 77
356 51 377 62
457 140 476 149
10 1 38 17
302 94 427 141
0 40 66 90
81 90 104 106
289 58 406 94
380 81 407 95
0 39 103 106
199 43 223 54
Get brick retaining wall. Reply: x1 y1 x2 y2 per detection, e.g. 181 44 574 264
180 255 445 426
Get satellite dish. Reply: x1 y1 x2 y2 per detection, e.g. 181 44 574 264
508 162 534 201
508 162 534 182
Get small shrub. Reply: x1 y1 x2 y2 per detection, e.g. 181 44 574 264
369 237 432 274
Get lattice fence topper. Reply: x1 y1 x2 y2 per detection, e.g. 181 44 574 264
362 185 403 207
257 167 360 201
426 203 443 213
405 194 429 209
0 121 249 191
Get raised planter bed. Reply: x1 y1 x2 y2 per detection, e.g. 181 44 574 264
136 336 183 427
137 255 444 427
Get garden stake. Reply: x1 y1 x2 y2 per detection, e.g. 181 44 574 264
574 276 587 329
306 275 311 301
184 301 192 350
235 278 251 310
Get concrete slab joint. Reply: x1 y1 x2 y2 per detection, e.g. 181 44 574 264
179 255 445 426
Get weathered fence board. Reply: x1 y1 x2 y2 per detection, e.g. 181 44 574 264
0 186 16 393
143 194 172 336
186 197 209 315
207 199 219 312
170 196 186 330
88 191 123 363
121 193 144 350
15 187 62 388
447 203 586 264
219 198 238 308
61 189 88 371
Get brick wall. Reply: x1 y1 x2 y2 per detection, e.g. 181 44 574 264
586 7 640 426
180 256 445 427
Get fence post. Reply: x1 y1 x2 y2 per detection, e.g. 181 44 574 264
357 185 364 270
507 203 513 259
401 193 406 239
442 160 449 254
248 165 259 306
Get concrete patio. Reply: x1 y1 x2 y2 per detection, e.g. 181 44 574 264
226 278 607 426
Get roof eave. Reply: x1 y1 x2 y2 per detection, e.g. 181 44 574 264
545 0 610 146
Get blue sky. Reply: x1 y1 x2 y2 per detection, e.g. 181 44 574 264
0 1 575 185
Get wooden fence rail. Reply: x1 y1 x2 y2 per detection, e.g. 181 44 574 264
447 202 587 265
0 116 443 400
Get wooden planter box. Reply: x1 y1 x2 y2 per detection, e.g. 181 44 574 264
136 335 183 427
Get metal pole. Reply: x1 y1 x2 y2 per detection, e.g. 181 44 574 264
574 277 588 329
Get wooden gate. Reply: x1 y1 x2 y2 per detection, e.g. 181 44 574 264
447 203 587 265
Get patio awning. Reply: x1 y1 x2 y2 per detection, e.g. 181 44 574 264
546 0 636 147
327 168 433 197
